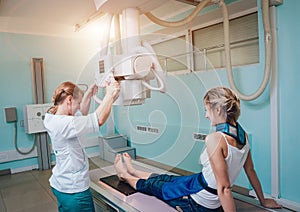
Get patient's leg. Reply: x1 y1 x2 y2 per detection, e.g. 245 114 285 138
122 152 152 179
114 154 139 189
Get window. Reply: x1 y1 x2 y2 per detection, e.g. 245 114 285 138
192 12 259 71
152 35 189 73
150 12 259 74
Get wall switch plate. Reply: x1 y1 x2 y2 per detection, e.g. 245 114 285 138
4 107 17 123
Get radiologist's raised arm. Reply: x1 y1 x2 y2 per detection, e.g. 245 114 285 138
80 83 98 115
95 82 120 126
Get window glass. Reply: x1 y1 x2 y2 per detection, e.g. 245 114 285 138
152 36 188 72
193 12 259 71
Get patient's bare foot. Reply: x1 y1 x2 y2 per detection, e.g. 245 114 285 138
122 152 136 175
114 154 128 180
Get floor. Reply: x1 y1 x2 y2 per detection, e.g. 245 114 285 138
0 160 294 212
0 168 56 212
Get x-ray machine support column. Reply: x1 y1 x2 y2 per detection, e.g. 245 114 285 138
32 58 51 170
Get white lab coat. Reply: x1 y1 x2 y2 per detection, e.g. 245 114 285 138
44 112 99 193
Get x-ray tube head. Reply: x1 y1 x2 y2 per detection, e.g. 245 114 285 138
92 5 166 106
94 45 166 106
115 80 147 105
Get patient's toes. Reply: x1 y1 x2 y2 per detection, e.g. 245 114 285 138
115 154 127 179
114 154 121 165
123 152 131 159
122 153 135 174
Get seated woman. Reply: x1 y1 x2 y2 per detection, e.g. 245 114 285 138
114 87 282 212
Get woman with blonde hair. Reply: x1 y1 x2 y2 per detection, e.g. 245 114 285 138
114 87 282 212
44 81 120 212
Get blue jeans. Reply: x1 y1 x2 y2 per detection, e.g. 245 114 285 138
136 174 223 212
51 187 95 212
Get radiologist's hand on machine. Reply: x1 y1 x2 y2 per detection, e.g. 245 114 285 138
86 82 99 97
105 81 120 102
93 76 120 104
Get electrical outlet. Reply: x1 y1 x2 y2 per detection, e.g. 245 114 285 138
147 127 159 134
136 125 159 134
136 125 147 132
193 132 206 142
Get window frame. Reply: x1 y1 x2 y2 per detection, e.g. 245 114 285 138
147 5 259 75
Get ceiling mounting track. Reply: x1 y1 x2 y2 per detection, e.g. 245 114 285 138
175 0 214 6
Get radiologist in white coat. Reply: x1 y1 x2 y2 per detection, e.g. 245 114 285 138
44 81 120 212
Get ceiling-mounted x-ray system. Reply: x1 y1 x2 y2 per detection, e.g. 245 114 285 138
77 0 275 103
89 0 167 106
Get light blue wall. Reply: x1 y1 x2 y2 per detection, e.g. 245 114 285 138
0 0 299 207
115 0 299 206
0 32 104 170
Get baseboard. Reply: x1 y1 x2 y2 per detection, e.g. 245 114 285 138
232 185 250 196
0 169 11 176
0 136 100 163
0 148 38 163
10 164 39 174
1 136 106 176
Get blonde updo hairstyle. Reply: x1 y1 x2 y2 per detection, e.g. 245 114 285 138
203 87 240 123
47 81 83 114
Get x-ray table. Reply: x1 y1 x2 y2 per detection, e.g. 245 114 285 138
89 159 177 212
